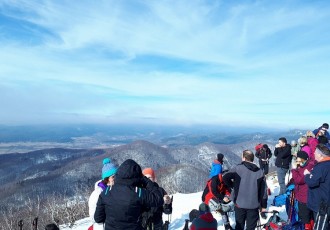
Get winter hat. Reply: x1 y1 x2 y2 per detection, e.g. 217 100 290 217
297 151 309 161
189 209 200 222
322 123 329 129
142 168 155 179
199 203 210 214
102 158 117 180
217 153 224 162
291 140 297 146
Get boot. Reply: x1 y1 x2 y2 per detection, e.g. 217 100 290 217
305 223 313 230
224 223 233 230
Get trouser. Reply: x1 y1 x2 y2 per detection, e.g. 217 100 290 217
259 162 269 175
276 167 289 194
234 206 259 230
145 220 163 230
298 201 314 224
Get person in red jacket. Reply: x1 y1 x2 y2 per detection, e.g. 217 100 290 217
291 151 315 229
190 203 217 230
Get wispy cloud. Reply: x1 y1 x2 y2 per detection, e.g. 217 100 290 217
0 0 330 128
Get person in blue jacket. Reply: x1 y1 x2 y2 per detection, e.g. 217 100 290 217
209 153 224 178
304 144 330 220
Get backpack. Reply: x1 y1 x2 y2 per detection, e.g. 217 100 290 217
202 174 230 205
263 211 287 230
255 143 264 151
272 184 295 207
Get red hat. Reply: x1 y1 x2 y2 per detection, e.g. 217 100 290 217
142 168 155 179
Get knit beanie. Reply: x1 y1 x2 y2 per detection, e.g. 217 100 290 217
297 151 309 160
217 153 224 162
142 168 155 179
199 203 210 214
189 209 200 222
102 158 117 180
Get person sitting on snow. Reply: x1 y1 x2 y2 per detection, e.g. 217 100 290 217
190 203 217 230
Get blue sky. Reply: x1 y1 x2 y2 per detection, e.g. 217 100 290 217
0 0 329 129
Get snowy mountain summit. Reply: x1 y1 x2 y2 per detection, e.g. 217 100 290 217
61 174 287 230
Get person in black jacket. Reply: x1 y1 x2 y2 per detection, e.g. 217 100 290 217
141 168 171 230
94 159 164 230
274 137 292 195
255 144 272 175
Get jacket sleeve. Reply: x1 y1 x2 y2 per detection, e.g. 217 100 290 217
139 187 164 208
291 168 305 185
267 149 272 159
222 168 237 189
274 147 279 157
88 189 100 221
211 176 225 201
255 150 261 159
258 177 267 209
305 167 323 188
94 194 106 223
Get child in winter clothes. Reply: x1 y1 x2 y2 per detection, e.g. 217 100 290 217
88 158 117 230
190 203 217 230
291 151 315 229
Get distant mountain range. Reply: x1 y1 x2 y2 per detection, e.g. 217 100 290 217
0 124 307 154
0 125 309 212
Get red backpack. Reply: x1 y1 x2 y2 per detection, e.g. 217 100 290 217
255 143 263 152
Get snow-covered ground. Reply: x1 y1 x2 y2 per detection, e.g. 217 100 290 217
61 174 287 230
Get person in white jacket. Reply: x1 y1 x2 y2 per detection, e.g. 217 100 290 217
88 158 117 230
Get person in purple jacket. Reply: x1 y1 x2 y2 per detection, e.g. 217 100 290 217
291 151 315 229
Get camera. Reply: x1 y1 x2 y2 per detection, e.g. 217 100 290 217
163 196 173 215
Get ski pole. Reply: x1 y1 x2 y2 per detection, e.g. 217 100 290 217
33 217 38 230
18 220 23 230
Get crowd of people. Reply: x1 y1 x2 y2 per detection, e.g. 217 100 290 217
45 123 330 230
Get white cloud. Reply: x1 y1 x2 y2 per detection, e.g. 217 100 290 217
0 0 330 127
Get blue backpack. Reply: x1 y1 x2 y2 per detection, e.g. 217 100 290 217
272 184 295 207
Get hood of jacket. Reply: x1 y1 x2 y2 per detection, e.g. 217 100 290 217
242 161 260 172
116 159 142 186
199 212 215 223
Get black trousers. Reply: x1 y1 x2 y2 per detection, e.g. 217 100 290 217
298 201 313 224
234 206 259 230
259 162 269 175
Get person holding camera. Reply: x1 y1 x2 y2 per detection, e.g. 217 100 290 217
94 159 164 230
291 151 315 229
274 137 292 195
141 168 172 230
